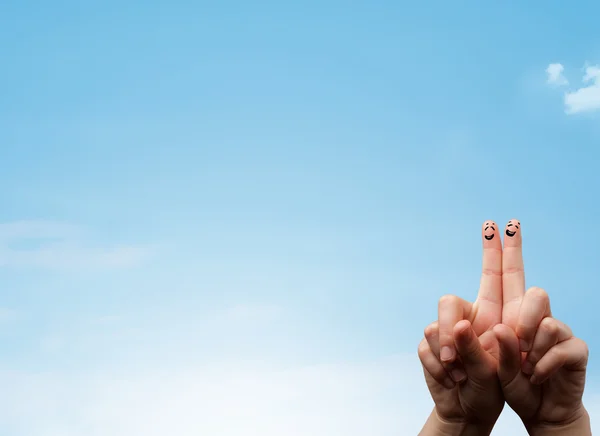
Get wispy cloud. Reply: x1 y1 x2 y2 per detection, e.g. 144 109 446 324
565 65 600 114
1 302 596 435
546 63 568 86
0 220 153 271
0 354 535 436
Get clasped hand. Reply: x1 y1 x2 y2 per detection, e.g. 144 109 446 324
418 220 590 436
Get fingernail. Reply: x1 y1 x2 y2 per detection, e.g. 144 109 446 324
519 339 529 352
440 346 454 362
451 368 467 383
443 378 455 389
522 361 533 375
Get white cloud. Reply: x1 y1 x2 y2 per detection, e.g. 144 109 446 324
546 63 568 86
0 220 152 271
565 65 600 114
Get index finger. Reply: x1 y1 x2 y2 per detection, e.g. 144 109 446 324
476 220 502 309
502 218 524 328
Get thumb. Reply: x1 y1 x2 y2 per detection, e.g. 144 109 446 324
453 320 495 380
493 323 521 384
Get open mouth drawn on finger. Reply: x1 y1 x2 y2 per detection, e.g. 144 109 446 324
505 220 520 237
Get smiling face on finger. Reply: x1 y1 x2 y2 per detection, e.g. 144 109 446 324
482 221 501 249
504 219 521 246
484 221 497 240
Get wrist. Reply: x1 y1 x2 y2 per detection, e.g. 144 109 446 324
419 409 495 436
525 407 591 436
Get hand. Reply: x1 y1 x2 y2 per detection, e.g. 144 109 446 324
494 220 590 433
417 221 504 430
494 289 589 431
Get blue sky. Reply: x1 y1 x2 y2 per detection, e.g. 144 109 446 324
1 0 600 434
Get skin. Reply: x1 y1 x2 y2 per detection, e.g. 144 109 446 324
419 220 590 435
504 219 521 240
483 221 497 242
494 220 589 432
501 219 524 329
418 220 504 429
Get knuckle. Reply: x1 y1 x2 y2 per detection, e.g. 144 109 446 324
527 351 540 364
539 317 559 336
516 323 532 339
424 322 438 339
430 366 447 380
562 322 574 337
549 346 566 362
418 339 429 357
527 287 549 302
533 366 549 380
439 294 458 307
575 337 590 359
464 340 481 358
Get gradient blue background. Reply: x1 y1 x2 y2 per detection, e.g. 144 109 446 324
1 0 599 433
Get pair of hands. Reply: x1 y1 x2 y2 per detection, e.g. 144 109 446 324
418 220 590 435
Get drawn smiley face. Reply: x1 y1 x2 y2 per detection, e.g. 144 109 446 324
505 220 520 237
483 221 497 240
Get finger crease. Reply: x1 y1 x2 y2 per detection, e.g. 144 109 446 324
503 268 525 275
482 269 502 276
476 295 502 304
503 296 522 304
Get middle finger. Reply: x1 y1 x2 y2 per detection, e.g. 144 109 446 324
502 218 525 328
